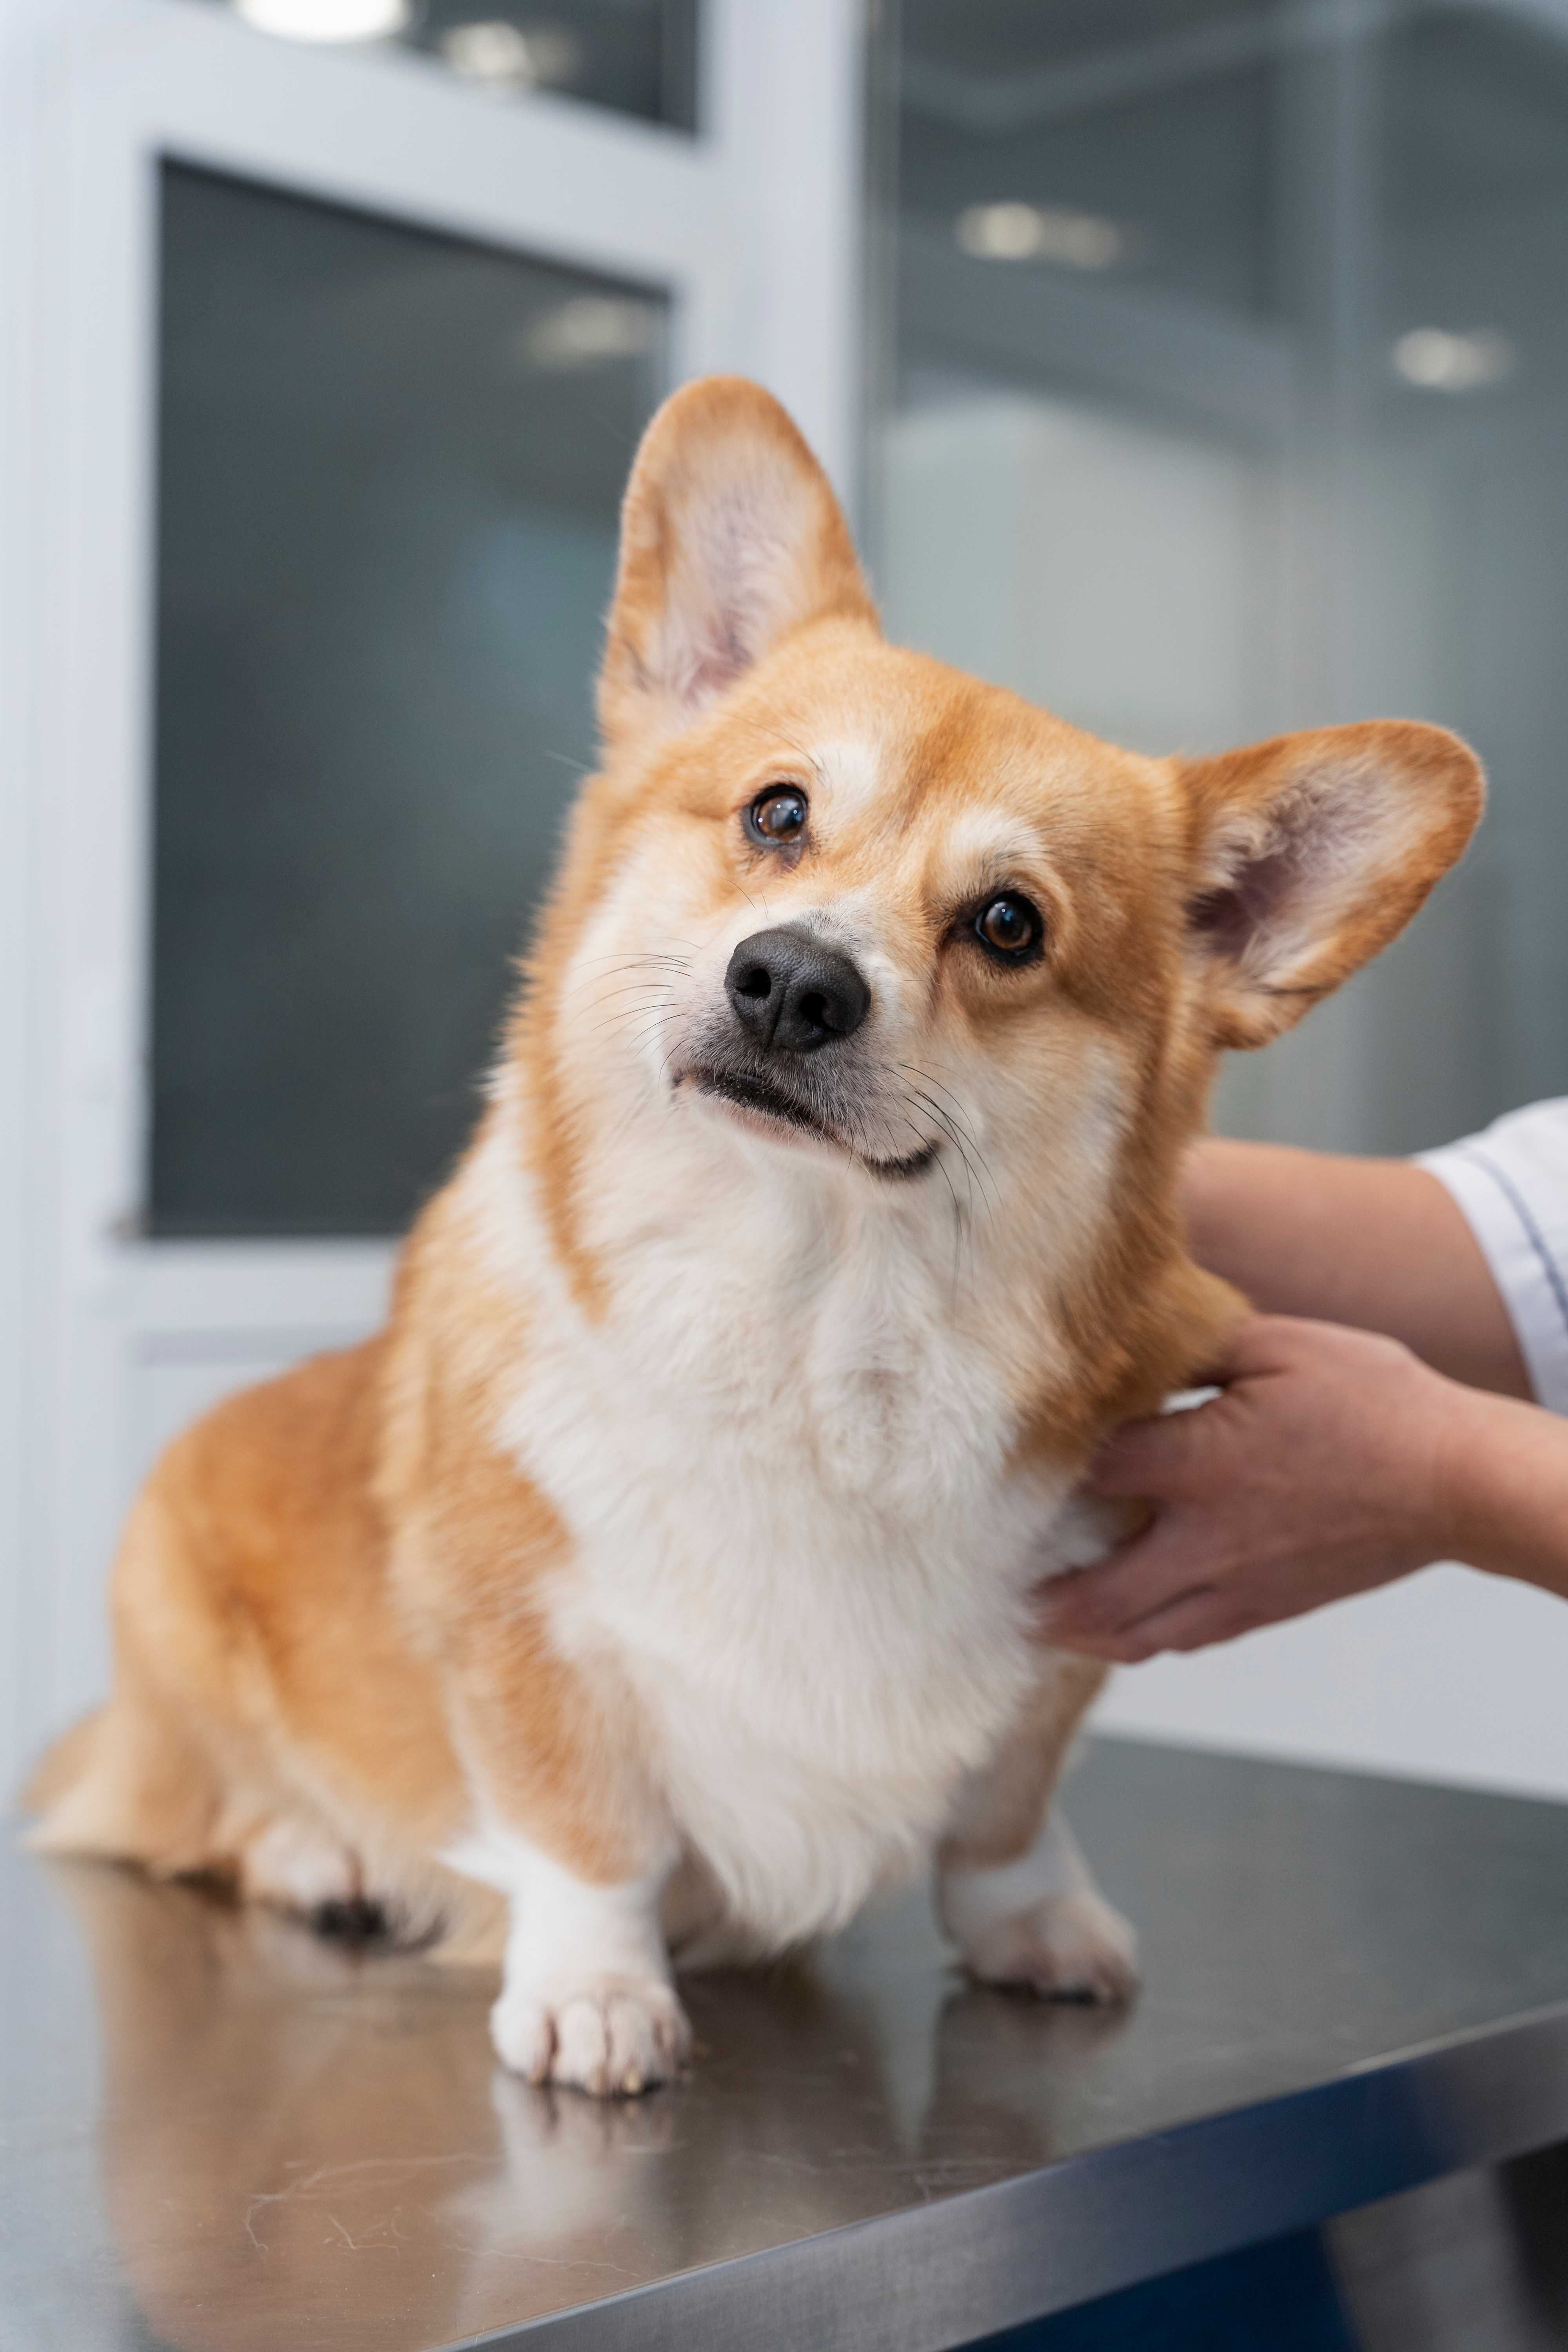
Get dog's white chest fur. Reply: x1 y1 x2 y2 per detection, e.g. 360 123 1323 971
478 1127 1095 1952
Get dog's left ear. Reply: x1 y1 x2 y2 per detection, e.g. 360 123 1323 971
1180 721 1485 1049
598 375 878 753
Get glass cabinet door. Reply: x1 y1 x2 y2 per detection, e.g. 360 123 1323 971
152 162 669 1237
8 0 866 1781
874 0 1568 1156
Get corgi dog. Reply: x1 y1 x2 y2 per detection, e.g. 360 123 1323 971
25 377 1483 2098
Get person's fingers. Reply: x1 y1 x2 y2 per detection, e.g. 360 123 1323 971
1035 1522 1210 1643
1088 1405 1218 1500
1085 1314 1307 1502
1194 1314 1306 1387
1082 1587 1250 1663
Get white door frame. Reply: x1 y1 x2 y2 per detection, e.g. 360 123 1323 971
1 0 867 1786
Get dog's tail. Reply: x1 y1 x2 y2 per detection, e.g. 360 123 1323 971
20 1683 222 1874
20 1706 107 1824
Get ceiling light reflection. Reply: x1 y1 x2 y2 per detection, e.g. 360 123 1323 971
233 0 410 41
1392 327 1515 394
520 297 658 370
440 20 581 89
956 201 1124 270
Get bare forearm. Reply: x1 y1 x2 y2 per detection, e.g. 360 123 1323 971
1185 1138 1532 1397
1442 1385 1568 1601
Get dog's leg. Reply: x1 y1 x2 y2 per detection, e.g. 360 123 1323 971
460 1830 688 2097
235 1810 363 1914
936 1655 1138 2002
443 1638 689 2098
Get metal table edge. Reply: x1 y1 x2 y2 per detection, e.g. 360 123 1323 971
448 1995 1568 2352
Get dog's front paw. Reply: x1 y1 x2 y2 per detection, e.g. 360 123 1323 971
491 1973 691 2096
962 1889 1139 2005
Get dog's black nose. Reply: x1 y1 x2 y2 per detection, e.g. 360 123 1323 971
725 927 870 1054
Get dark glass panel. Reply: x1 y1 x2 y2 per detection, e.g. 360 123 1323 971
151 161 667 1235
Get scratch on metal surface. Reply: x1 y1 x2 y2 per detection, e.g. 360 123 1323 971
436 2236 644 2283
241 2152 490 2254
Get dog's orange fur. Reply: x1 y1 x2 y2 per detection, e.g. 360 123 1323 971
24 378 1484 2076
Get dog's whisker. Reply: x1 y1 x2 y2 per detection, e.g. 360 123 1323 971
582 974 681 998
578 984 679 1018
895 1069 1000 1214
577 950 692 968
720 712 824 782
900 1086 991 1218
573 956 690 991
885 1093 965 1258
893 1060 982 1148
913 1111 978 1270
581 981 681 1010
918 1110 983 1274
579 1004 678 1043
895 1062 976 1137
622 1015 677 1055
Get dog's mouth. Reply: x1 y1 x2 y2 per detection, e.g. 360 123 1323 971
682 1066 938 1182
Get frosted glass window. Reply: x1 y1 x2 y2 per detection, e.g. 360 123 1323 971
150 162 667 1235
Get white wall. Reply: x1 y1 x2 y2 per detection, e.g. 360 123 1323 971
880 386 1568 1804
0 0 68 1813
1094 1565 1568 1802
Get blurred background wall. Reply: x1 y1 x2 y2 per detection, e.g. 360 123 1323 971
2 0 1567 1803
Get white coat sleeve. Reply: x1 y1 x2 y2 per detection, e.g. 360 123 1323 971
1417 1099 1568 1416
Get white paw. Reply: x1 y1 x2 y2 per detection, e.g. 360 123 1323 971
962 1889 1140 2004
491 1973 691 2097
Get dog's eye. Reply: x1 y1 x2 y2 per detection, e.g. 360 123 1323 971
974 894 1041 961
745 786 808 846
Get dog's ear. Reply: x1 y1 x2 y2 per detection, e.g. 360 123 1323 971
1179 721 1484 1049
598 375 878 753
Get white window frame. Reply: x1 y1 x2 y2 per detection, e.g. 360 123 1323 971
0 0 867 1784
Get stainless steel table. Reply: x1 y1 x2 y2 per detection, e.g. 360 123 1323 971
5 1738 1568 2352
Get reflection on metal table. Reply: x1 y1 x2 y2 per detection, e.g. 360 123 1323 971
5 1737 1568 2351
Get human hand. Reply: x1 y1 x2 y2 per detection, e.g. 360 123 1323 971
1036 1316 1474 1662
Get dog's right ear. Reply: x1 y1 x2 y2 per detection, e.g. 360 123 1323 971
598 376 878 754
